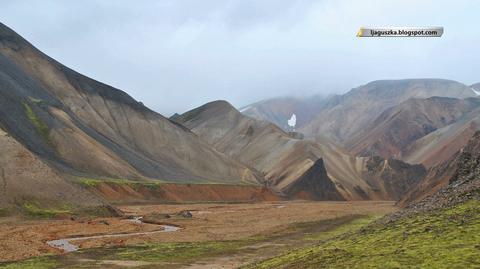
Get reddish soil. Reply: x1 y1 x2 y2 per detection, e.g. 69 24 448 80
88 182 281 203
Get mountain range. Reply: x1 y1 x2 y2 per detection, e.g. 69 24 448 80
243 80 480 166
1 21 479 214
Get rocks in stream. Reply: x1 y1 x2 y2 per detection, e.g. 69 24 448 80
177 210 193 218
132 210 192 225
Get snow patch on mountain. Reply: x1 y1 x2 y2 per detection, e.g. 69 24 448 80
288 114 297 128
239 105 252 112
472 87 480 96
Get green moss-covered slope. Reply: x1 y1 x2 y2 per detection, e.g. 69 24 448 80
249 199 480 269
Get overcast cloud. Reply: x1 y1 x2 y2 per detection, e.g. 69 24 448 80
1 0 479 115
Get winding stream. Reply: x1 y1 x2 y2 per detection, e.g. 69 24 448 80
46 217 180 252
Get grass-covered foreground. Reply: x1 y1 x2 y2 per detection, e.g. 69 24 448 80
0 257 57 269
0 240 255 269
247 199 480 269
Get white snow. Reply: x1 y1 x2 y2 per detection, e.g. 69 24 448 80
239 105 252 113
287 114 297 128
472 87 480 96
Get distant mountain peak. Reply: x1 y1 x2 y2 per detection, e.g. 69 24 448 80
172 100 238 125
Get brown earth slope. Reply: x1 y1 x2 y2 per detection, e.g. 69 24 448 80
0 127 104 212
0 23 258 188
173 100 426 201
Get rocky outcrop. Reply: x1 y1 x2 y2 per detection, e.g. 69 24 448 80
362 157 427 201
283 159 344 200
400 131 480 209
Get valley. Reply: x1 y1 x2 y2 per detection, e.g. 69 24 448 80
0 12 479 269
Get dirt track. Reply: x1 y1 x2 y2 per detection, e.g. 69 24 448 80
0 201 396 262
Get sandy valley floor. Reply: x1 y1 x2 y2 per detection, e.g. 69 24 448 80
0 201 396 264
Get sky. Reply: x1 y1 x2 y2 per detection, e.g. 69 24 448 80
1 0 479 115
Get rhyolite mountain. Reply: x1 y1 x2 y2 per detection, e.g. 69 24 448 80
241 80 479 169
300 79 476 143
0 23 267 210
173 100 426 201
346 97 480 159
242 80 476 142
401 105 480 168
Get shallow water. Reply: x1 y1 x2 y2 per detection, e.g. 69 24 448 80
46 217 180 252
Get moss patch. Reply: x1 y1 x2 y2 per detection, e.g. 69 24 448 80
22 102 49 143
22 202 117 219
102 240 256 264
249 199 480 269
22 202 72 219
0 256 58 269
301 215 381 241
74 177 163 191
74 176 256 190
